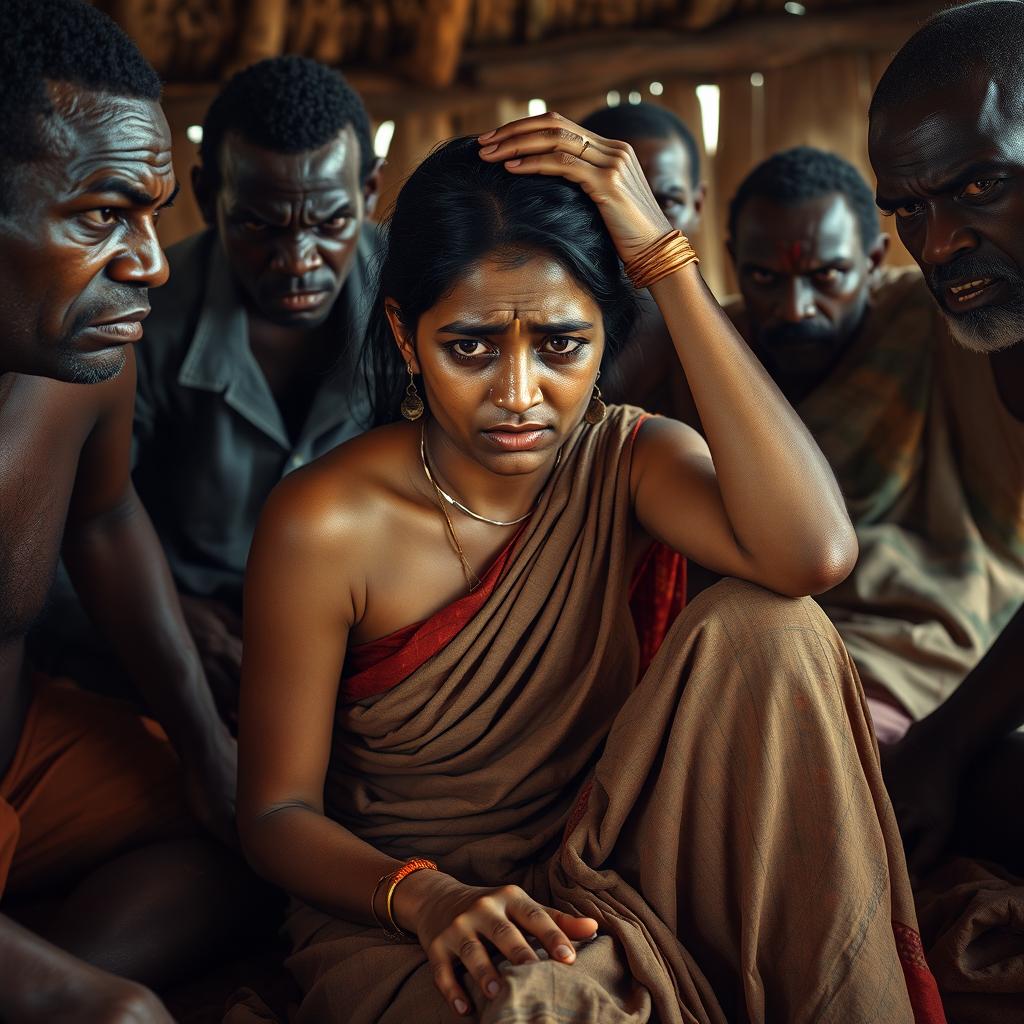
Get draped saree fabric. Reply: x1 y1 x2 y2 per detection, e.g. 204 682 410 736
226 405 944 1024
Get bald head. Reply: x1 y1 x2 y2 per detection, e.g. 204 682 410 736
869 0 1024 354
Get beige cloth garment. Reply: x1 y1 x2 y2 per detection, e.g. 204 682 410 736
226 405 941 1024
729 271 1024 721
915 858 1024 1024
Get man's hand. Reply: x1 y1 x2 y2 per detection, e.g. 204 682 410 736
178 594 243 715
881 721 962 879
183 725 239 848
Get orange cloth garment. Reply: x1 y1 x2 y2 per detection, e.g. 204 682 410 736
0 675 190 899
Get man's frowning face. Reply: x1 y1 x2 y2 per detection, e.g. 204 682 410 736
870 75 1024 354
207 125 376 330
730 192 886 400
0 86 174 382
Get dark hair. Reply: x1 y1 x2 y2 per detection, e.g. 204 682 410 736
580 102 701 187
364 136 637 425
728 146 880 250
870 1 1024 122
199 56 374 192
0 0 160 210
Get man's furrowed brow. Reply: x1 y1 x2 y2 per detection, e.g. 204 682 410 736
83 176 177 207
877 160 1019 208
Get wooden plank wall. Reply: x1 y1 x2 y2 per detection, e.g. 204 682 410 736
157 43 916 301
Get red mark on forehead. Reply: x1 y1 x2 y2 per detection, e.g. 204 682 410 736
777 241 807 273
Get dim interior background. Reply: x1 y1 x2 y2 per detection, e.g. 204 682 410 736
96 0 950 298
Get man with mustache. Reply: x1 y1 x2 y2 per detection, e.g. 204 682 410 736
41 57 383 711
0 1 244 1020
725 146 892 404
864 0 1024 887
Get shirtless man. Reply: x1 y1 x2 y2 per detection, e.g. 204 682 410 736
867 0 1024 874
0 1 238 1019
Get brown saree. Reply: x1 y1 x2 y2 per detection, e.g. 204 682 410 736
228 405 944 1024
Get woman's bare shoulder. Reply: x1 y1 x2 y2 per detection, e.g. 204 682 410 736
256 423 414 559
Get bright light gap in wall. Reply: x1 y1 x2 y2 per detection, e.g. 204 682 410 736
784 2 806 14
695 83 721 157
750 71 765 88
649 81 664 96
373 120 396 159
528 98 547 116
606 90 621 107
186 124 203 144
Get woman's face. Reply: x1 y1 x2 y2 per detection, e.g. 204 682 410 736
390 251 606 474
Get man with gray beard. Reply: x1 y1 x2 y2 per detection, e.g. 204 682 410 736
864 0 1024 899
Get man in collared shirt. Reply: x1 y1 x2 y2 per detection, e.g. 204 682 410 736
50 56 383 707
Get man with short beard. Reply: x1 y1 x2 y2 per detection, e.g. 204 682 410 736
0 1 248 1020
725 147 893 405
866 0 1024 881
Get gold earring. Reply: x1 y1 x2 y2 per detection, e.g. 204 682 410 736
584 374 606 425
401 365 424 421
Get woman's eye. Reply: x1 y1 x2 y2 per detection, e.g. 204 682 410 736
749 269 776 286
452 340 488 357
321 214 350 230
961 179 998 199
894 201 923 219
82 208 117 227
542 336 584 355
814 268 842 286
243 220 267 232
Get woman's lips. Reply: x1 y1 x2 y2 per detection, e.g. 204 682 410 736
482 427 551 451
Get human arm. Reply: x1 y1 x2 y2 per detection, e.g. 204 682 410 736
61 348 235 844
0 916 173 1024
238 465 597 1016
478 113 857 596
882 604 1024 874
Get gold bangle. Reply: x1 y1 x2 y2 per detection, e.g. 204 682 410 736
382 857 438 941
624 229 699 290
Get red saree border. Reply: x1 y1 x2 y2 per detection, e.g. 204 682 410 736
893 921 947 1023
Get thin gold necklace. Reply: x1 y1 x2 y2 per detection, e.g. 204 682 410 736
419 422 562 593
420 423 561 527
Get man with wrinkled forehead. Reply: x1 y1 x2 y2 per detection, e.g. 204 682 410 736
0 1 252 1020
865 0 1024 908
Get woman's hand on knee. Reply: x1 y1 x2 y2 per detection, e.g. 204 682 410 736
397 876 597 1016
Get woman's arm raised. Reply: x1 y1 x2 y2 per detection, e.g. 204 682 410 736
478 112 857 596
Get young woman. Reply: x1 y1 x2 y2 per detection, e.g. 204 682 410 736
233 114 944 1024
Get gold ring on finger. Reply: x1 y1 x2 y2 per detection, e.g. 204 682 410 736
578 138 591 158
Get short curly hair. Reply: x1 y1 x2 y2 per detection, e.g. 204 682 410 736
580 102 701 187
199 56 374 191
728 146 880 250
0 0 160 208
